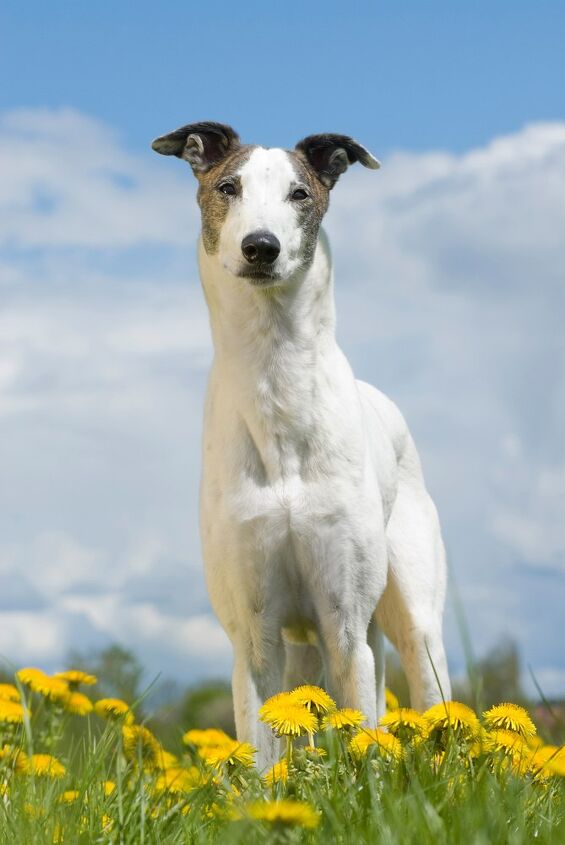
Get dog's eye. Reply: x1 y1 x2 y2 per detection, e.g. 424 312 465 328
217 181 236 196
291 188 309 201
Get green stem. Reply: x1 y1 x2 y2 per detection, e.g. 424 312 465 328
286 735 293 765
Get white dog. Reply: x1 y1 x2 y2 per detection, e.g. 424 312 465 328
152 122 451 768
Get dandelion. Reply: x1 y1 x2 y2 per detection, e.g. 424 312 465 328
16 669 69 705
122 725 161 768
350 728 403 761
483 703 536 741
258 692 297 722
385 688 400 711
94 698 133 724
488 729 527 756
58 790 80 804
63 692 93 716
102 780 116 797
289 685 336 715
379 707 428 742
182 727 233 747
55 670 97 688
468 728 495 758
0 684 20 702
155 747 178 770
198 739 255 768
28 754 66 778
260 700 317 738
528 745 565 778
0 745 28 773
263 759 289 786
245 799 320 829
424 701 480 741
321 708 365 731
155 766 203 794
0 699 26 724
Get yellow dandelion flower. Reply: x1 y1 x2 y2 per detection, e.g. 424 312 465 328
385 688 400 711
321 708 365 731
94 698 134 724
16 669 69 704
122 725 161 768
58 790 80 804
260 701 317 738
0 745 28 773
102 780 116 797
263 759 289 786
198 739 256 768
0 684 20 702
154 747 178 770
63 692 93 716
55 670 97 687
289 685 336 715
182 727 233 747
483 703 536 740
525 744 565 779
489 728 527 755
379 707 428 740
468 727 495 758
424 701 480 740
29 754 66 778
0 699 26 724
258 692 297 721
246 799 320 829
155 766 203 794
350 728 403 761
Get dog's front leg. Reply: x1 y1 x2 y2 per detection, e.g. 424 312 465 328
232 634 285 771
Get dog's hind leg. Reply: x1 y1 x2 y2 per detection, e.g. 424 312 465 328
377 444 451 712
283 642 323 690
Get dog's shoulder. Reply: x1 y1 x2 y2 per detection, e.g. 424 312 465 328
356 380 409 462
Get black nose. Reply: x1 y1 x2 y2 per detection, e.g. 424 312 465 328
241 230 281 265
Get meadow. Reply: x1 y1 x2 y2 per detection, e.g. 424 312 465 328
0 666 564 844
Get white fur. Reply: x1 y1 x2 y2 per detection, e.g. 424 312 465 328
198 148 451 769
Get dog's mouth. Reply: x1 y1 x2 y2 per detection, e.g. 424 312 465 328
237 268 282 286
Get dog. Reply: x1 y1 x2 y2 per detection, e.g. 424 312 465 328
152 122 451 768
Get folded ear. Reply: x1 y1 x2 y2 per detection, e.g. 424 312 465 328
295 133 380 188
151 121 240 174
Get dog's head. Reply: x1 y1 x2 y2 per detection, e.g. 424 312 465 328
152 122 379 286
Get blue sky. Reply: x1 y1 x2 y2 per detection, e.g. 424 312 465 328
0 3 564 695
2 1 564 154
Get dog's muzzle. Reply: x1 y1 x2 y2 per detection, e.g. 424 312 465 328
241 230 281 265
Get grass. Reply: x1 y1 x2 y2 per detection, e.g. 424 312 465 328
0 670 564 844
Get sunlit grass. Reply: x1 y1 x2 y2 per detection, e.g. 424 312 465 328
0 670 563 843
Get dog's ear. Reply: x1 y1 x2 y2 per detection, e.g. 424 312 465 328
295 133 380 188
151 121 240 174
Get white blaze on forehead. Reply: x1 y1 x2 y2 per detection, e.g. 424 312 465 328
238 146 297 202
234 147 299 238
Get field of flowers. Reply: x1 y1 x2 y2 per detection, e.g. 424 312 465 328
0 667 564 844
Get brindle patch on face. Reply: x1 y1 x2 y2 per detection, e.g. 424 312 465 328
196 145 255 255
286 150 330 266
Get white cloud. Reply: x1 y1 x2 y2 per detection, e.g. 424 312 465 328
0 108 198 248
0 109 564 692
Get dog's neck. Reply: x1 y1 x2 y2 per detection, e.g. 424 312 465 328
199 231 342 478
